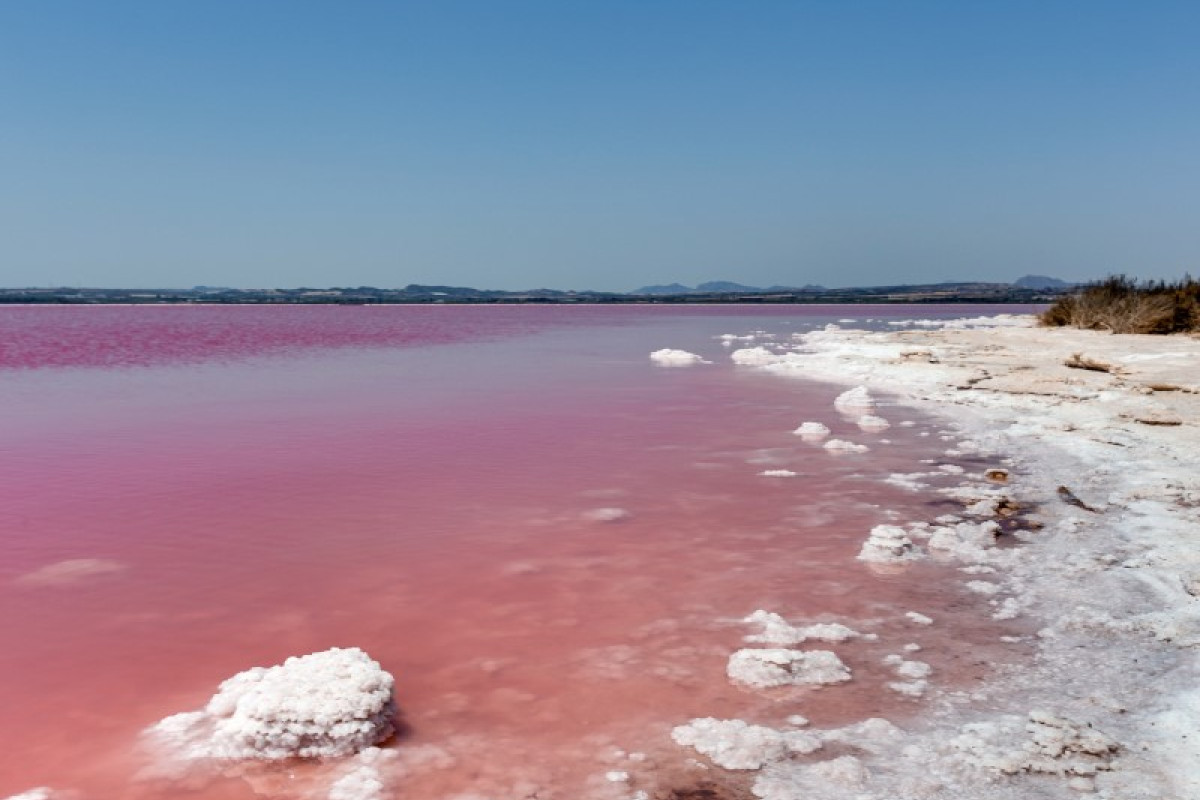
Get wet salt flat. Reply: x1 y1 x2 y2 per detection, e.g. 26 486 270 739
0 305 1037 799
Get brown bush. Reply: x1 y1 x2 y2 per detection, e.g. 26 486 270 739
1039 275 1200 334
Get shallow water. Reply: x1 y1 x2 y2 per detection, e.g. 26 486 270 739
0 304 1036 798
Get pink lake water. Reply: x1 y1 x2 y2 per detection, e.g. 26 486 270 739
0 304 1038 799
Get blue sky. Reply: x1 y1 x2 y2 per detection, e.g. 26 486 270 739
2 1 1198 291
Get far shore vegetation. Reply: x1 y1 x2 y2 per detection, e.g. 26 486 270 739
1040 275 1200 335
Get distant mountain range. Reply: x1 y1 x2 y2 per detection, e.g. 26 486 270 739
2 276 1078 305
633 276 1071 295
634 281 828 295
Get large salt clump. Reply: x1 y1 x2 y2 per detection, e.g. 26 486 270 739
727 648 851 688
149 647 396 762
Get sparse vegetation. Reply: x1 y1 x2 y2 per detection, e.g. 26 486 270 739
1040 275 1200 334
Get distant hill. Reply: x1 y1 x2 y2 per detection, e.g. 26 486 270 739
695 280 761 293
1013 275 1073 290
631 281 827 295
765 284 827 293
633 283 694 295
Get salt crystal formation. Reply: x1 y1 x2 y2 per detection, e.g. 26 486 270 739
857 525 923 563
649 349 706 366
742 610 863 645
671 718 821 770
833 386 875 413
951 711 1119 777
752 754 869 798
730 346 777 365
726 648 851 688
148 647 396 761
2 790 55 800
792 421 830 442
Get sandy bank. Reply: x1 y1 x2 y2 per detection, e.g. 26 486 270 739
714 316 1200 799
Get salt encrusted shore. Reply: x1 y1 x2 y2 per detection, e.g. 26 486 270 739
705 315 1200 799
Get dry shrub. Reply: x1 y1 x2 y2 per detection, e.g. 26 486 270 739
1040 275 1200 334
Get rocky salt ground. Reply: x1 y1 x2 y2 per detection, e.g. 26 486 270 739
666 315 1200 800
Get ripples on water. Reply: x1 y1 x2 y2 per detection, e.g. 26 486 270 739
0 305 1034 798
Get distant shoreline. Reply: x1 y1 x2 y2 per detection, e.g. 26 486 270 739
0 283 1064 306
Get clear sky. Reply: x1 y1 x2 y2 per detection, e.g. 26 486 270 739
2 1 1198 291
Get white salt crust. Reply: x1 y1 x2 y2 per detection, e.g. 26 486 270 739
147 647 396 762
680 313 1200 798
671 718 821 769
730 346 778 366
649 348 707 366
857 525 922 564
726 648 851 688
833 386 875 413
742 610 865 645
856 414 891 432
792 421 831 442
822 438 869 454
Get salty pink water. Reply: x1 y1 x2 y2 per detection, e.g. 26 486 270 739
0 305 1036 798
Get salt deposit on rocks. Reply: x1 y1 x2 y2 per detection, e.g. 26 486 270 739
792 421 830 441
857 525 922 564
726 648 851 688
147 647 396 762
671 718 821 769
649 348 707 366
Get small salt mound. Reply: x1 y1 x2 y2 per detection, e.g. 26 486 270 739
671 718 821 770
857 526 923 564
792 421 830 442
833 386 875 414
726 648 851 688
856 414 890 432
758 469 798 478
148 647 396 762
823 439 869 454
742 610 864 645
581 507 632 523
730 347 777 366
649 349 706 366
